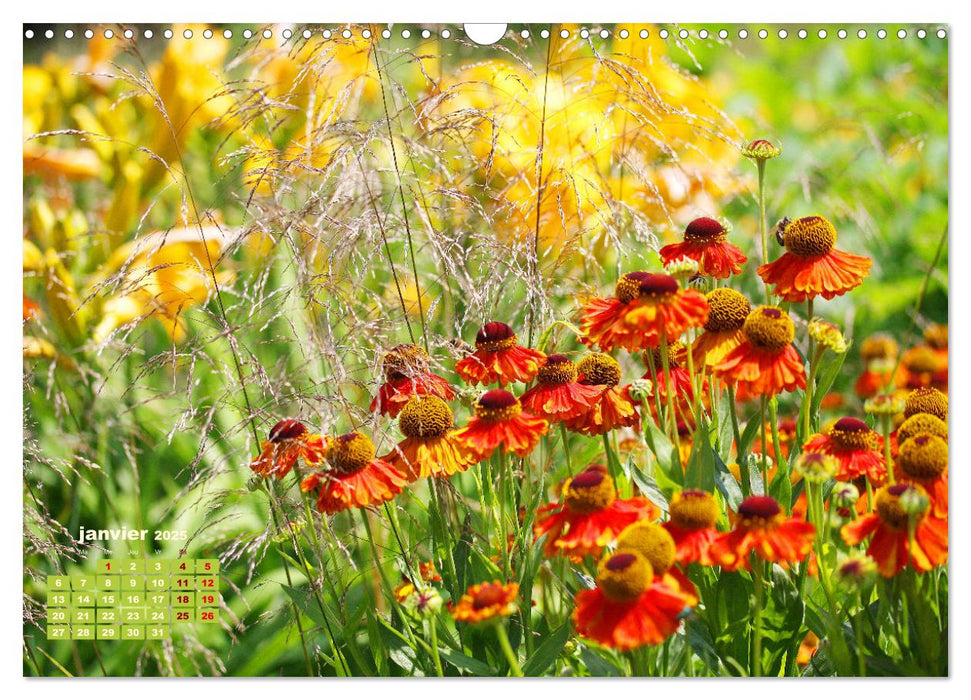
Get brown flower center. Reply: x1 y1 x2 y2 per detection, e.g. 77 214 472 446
597 551 653 602
737 495 783 529
326 432 376 474
616 521 676 574
474 389 522 422
637 273 680 300
875 483 928 530
860 334 899 363
902 346 941 374
704 288 751 333
904 387 948 421
475 321 518 353
472 583 508 610
670 489 719 530
537 354 578 385
781 215 837 256
615 271 652 304
398 395 454 439
742 306 795 351
683 216 728 245
562 469 616 513
382 343 430 380
827 417 875 451
897 434 948 480
897 413 948 445
576 352 622 387
268 419 308 443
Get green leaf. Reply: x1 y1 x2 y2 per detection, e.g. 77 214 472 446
578 645 623 677
623 453 669 510
439 648 495 676
811 351 847 418
713 451 743 511
522 623 572 676
739 413 763 456
643 420 683 487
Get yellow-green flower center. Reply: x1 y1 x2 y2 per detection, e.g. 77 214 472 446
326 432 376 474
897 413 948 445
904 387 948 421
704 288 751 333
781 215 837 256
897 434 948 480
669 489 719 530
615 521 676 574
743 306 795 351
537 354 578 385
399 395 454 439
576 352 622 387
562 469 616 513
875 483 928 530
597 551 653 602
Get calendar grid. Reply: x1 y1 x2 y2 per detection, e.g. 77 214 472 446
45 559 221 641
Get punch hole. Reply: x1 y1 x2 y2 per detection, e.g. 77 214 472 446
464 24 507 45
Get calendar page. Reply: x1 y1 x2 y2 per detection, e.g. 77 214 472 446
22 21 949 678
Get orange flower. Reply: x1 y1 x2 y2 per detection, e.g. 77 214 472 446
802 417 887 484
370 344 454 418
713 306 807 398
450 581 519 624
896 345 946 391
453 389 548 460
300 432 407 514
658 217 747 279
381 396 476 481
533 466 658 559
573 551 688 651
563 353 639 435
757 215 872 302
797 631 820 668
579 272 708 352
23 295 40 322
519 354 603 423
841 483 947 577
692 288 751 370
896 433 948 518
662 490 721 566
249 419 325 479
615 520 698 605
619 273 710 348
455 321 546 386
709 495 815 571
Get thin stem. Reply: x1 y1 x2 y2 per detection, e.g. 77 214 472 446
728 385 749 497
494 623 524 677
659 330 678 442
881 415 895 483
559 422 574 475
759 396 769 490
752 558 765 677
757 159 771 304
428 619 444 677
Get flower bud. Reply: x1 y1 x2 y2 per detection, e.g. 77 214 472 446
834 555 877 590
831 482 860 509
864 393 905 417
794 452 838 483
627 378 654 403
742 139 782 161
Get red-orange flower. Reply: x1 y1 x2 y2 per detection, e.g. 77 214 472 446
249 419 325 479
533 466 658 559
619 273 710 348
450 581 519 624
659 217 747 279
519 354 603 423
453 389 548 460
563 353 639 435
896 433 948 518
841 483 948 577
713 305 806 398
802 417 887 484
662 489 721 567
300 432 407 514
709 495 815 571
380 395 476 481
370 344 454 418
693 288 751 370
23 296 40 322
579 272 708 353
455 321 546 386
896 345 946 391
757 215 872 302
573 551 688 651
616 520 698 605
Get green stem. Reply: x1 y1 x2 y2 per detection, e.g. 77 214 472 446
494 623 524 677
559 422 574 475
881 415 895 484
752 558 765 677
757 159 771 304
659 329 678 442
760 396 769 490
429 619 444 677
728 385 749 497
